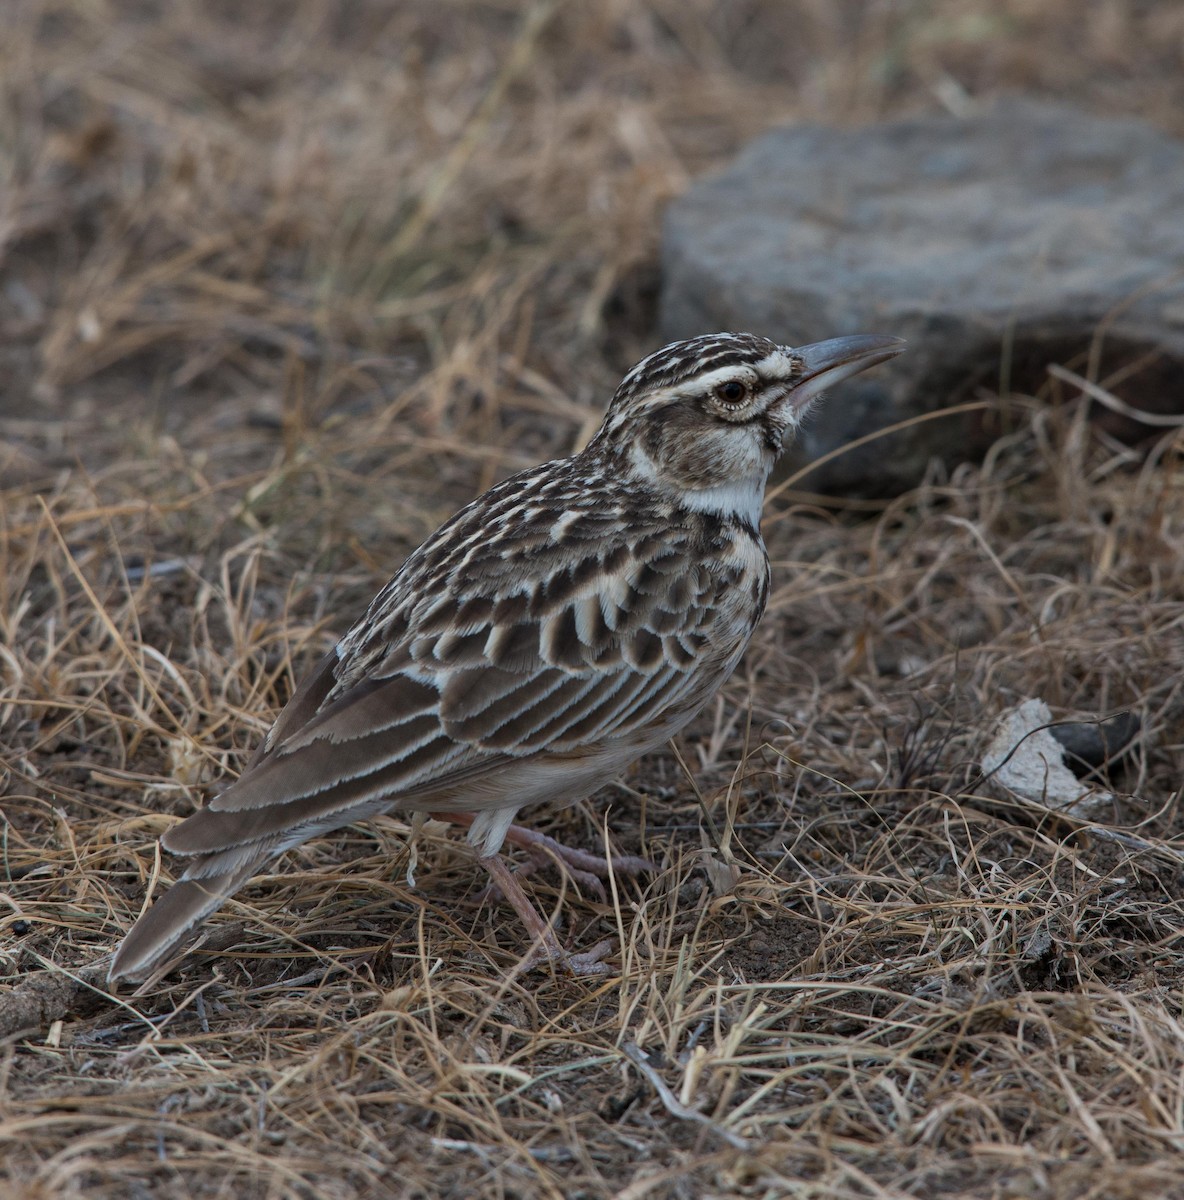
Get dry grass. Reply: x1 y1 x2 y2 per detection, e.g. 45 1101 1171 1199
3 2 1184 1197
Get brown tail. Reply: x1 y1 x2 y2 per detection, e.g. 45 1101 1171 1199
108 852 270 984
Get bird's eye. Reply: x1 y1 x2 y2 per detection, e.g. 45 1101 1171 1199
713 380 748 405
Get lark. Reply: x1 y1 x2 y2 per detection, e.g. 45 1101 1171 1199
109 331 903 983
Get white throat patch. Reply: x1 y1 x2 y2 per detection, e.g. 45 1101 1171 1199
678 476 765 527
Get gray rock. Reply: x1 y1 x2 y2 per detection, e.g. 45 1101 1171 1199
660 99 1184 495
1049 712 1142 778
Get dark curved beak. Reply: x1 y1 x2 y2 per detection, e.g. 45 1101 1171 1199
787 334 905 411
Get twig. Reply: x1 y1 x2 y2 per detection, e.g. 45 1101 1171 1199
1047 362 1184 427
621 1042 750 1151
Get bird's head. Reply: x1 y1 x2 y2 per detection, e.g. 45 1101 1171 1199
591 332 904 522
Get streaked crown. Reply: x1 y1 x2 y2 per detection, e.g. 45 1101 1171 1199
610 332 785 410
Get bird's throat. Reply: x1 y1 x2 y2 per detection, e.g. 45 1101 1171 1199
677 475 766 529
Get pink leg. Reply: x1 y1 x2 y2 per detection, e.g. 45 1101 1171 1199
479 854 615 977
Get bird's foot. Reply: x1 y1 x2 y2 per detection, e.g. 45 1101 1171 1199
478 853 616 977
498 824 656 902
521 935 616 978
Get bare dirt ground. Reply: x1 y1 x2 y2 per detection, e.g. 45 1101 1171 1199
3 3 1184 1197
